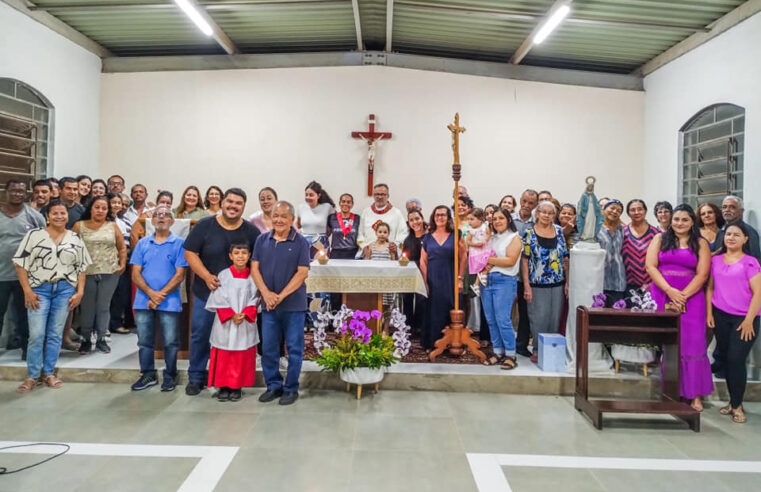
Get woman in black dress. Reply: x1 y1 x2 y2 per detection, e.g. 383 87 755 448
419 206 466 351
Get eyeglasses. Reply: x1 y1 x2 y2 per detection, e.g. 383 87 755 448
107 181 124 186
154 212 171 218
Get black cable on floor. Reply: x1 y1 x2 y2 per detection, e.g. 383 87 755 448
0 443 71 475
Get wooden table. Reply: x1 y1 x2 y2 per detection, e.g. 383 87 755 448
575 307 700 432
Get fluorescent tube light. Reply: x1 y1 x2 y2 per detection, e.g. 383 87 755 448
533 4 570 44
174 0 213 36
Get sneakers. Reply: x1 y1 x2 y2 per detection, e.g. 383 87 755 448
79 341 92 355
185 381 205 396
258 388 283 403
95 340 111 354
217 387 231 401
278 391 299 406
161 376 176 392
131 373 158 391
229 389 242 402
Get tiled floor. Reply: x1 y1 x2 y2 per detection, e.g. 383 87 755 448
1 381 760 492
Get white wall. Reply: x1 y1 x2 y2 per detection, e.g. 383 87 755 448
100 66 643 215
0 2 102 177
644 12 761 226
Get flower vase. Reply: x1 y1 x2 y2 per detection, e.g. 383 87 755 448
339 367 385 399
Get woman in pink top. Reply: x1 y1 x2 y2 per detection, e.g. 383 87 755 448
706 223 761 423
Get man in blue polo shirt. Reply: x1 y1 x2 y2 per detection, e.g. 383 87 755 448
252 201 310 406
129 206 188 392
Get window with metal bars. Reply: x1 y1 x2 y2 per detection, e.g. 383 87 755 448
0 78 52 203
679 103 744 209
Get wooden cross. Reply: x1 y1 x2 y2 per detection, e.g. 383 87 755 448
352 114 393 196
447 112 466 165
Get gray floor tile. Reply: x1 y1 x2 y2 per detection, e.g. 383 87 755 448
347 450 477 492
243 411 357 450
73 456 197 492
504 467 606 492
215 447 352 492
353 414 463 453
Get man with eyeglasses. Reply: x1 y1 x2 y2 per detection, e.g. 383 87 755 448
129 205 188 392
357 183 407 253
107 175 126 195
712 195 761 262
0 179 45 359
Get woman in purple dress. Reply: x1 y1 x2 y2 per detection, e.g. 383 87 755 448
646 203 713 411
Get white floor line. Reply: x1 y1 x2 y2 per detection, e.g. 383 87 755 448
466 453 761 492
0 441 239 492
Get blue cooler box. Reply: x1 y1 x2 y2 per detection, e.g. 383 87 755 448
537 333 566 372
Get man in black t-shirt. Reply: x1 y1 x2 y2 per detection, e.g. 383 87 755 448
183 188 260 395
40 177 84 229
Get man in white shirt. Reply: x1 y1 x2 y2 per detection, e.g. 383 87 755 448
123 183 149 226
357 183 407 252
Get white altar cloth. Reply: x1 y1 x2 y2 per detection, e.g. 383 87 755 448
306 259 427 297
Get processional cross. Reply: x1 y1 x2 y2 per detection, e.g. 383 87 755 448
429 113 486 363
351 114 392 196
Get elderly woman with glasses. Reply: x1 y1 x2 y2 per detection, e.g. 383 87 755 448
521 201 569 362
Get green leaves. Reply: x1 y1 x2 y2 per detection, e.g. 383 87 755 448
314 333 399 372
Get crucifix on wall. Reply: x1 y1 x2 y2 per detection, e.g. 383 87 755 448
351 114 392 196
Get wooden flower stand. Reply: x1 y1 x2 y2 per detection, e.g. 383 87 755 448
345 382 380 400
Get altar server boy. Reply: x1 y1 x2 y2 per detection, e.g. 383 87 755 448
206 243 259 402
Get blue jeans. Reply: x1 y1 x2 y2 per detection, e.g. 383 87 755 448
261 310 306 393
188 294 215 383
135 309 180 379
26 280 75 378
481 272 518 357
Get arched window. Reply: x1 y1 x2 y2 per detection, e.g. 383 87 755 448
0 78 53 195
680 103 744 209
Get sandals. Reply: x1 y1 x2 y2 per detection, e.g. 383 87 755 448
482 355 503 366
500 357 518 371
43 374 63 389
690 399 703 412
16 378 36 393
719 404 733 415
731 407 746 424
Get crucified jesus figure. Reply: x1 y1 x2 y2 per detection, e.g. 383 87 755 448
359 134 384 172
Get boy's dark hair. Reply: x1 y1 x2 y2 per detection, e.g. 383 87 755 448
229 242 251 254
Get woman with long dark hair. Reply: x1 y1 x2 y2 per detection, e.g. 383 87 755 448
73 196 128 354
297 181 335 258
481 208 521 369
646 203 713 411
204 185 223 215
402 208 428 336
420 206 466 351
707 222 761 423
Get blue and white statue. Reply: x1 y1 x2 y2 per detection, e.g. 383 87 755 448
576 176 603 242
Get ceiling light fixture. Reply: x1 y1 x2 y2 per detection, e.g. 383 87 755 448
533 3 571 44
174 0 213 36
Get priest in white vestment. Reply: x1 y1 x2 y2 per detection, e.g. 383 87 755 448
357 183 407 249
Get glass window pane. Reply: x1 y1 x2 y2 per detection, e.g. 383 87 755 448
0 79 14 97
716 104 744 121
696 140 727 161
688 108 715 130
0 94 33 120
15 85 44 106
733 116 745 134
33 106 49 123
698 120 732 143
698 160 726 177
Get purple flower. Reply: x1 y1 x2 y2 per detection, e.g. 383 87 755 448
612 299 626 309
591 292 607 308
353 310 371 321
370 310 382 320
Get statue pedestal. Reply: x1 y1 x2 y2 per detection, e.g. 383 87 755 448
565 242 613 373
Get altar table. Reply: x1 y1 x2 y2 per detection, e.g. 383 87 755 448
306 259 427 332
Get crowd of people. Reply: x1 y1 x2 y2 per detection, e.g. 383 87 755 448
1 175 759 417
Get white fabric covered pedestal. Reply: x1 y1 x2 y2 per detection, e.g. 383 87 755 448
565 242 613 373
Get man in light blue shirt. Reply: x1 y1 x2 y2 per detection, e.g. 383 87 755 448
129 206 188 392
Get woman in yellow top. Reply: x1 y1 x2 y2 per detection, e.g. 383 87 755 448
73 196 127 354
